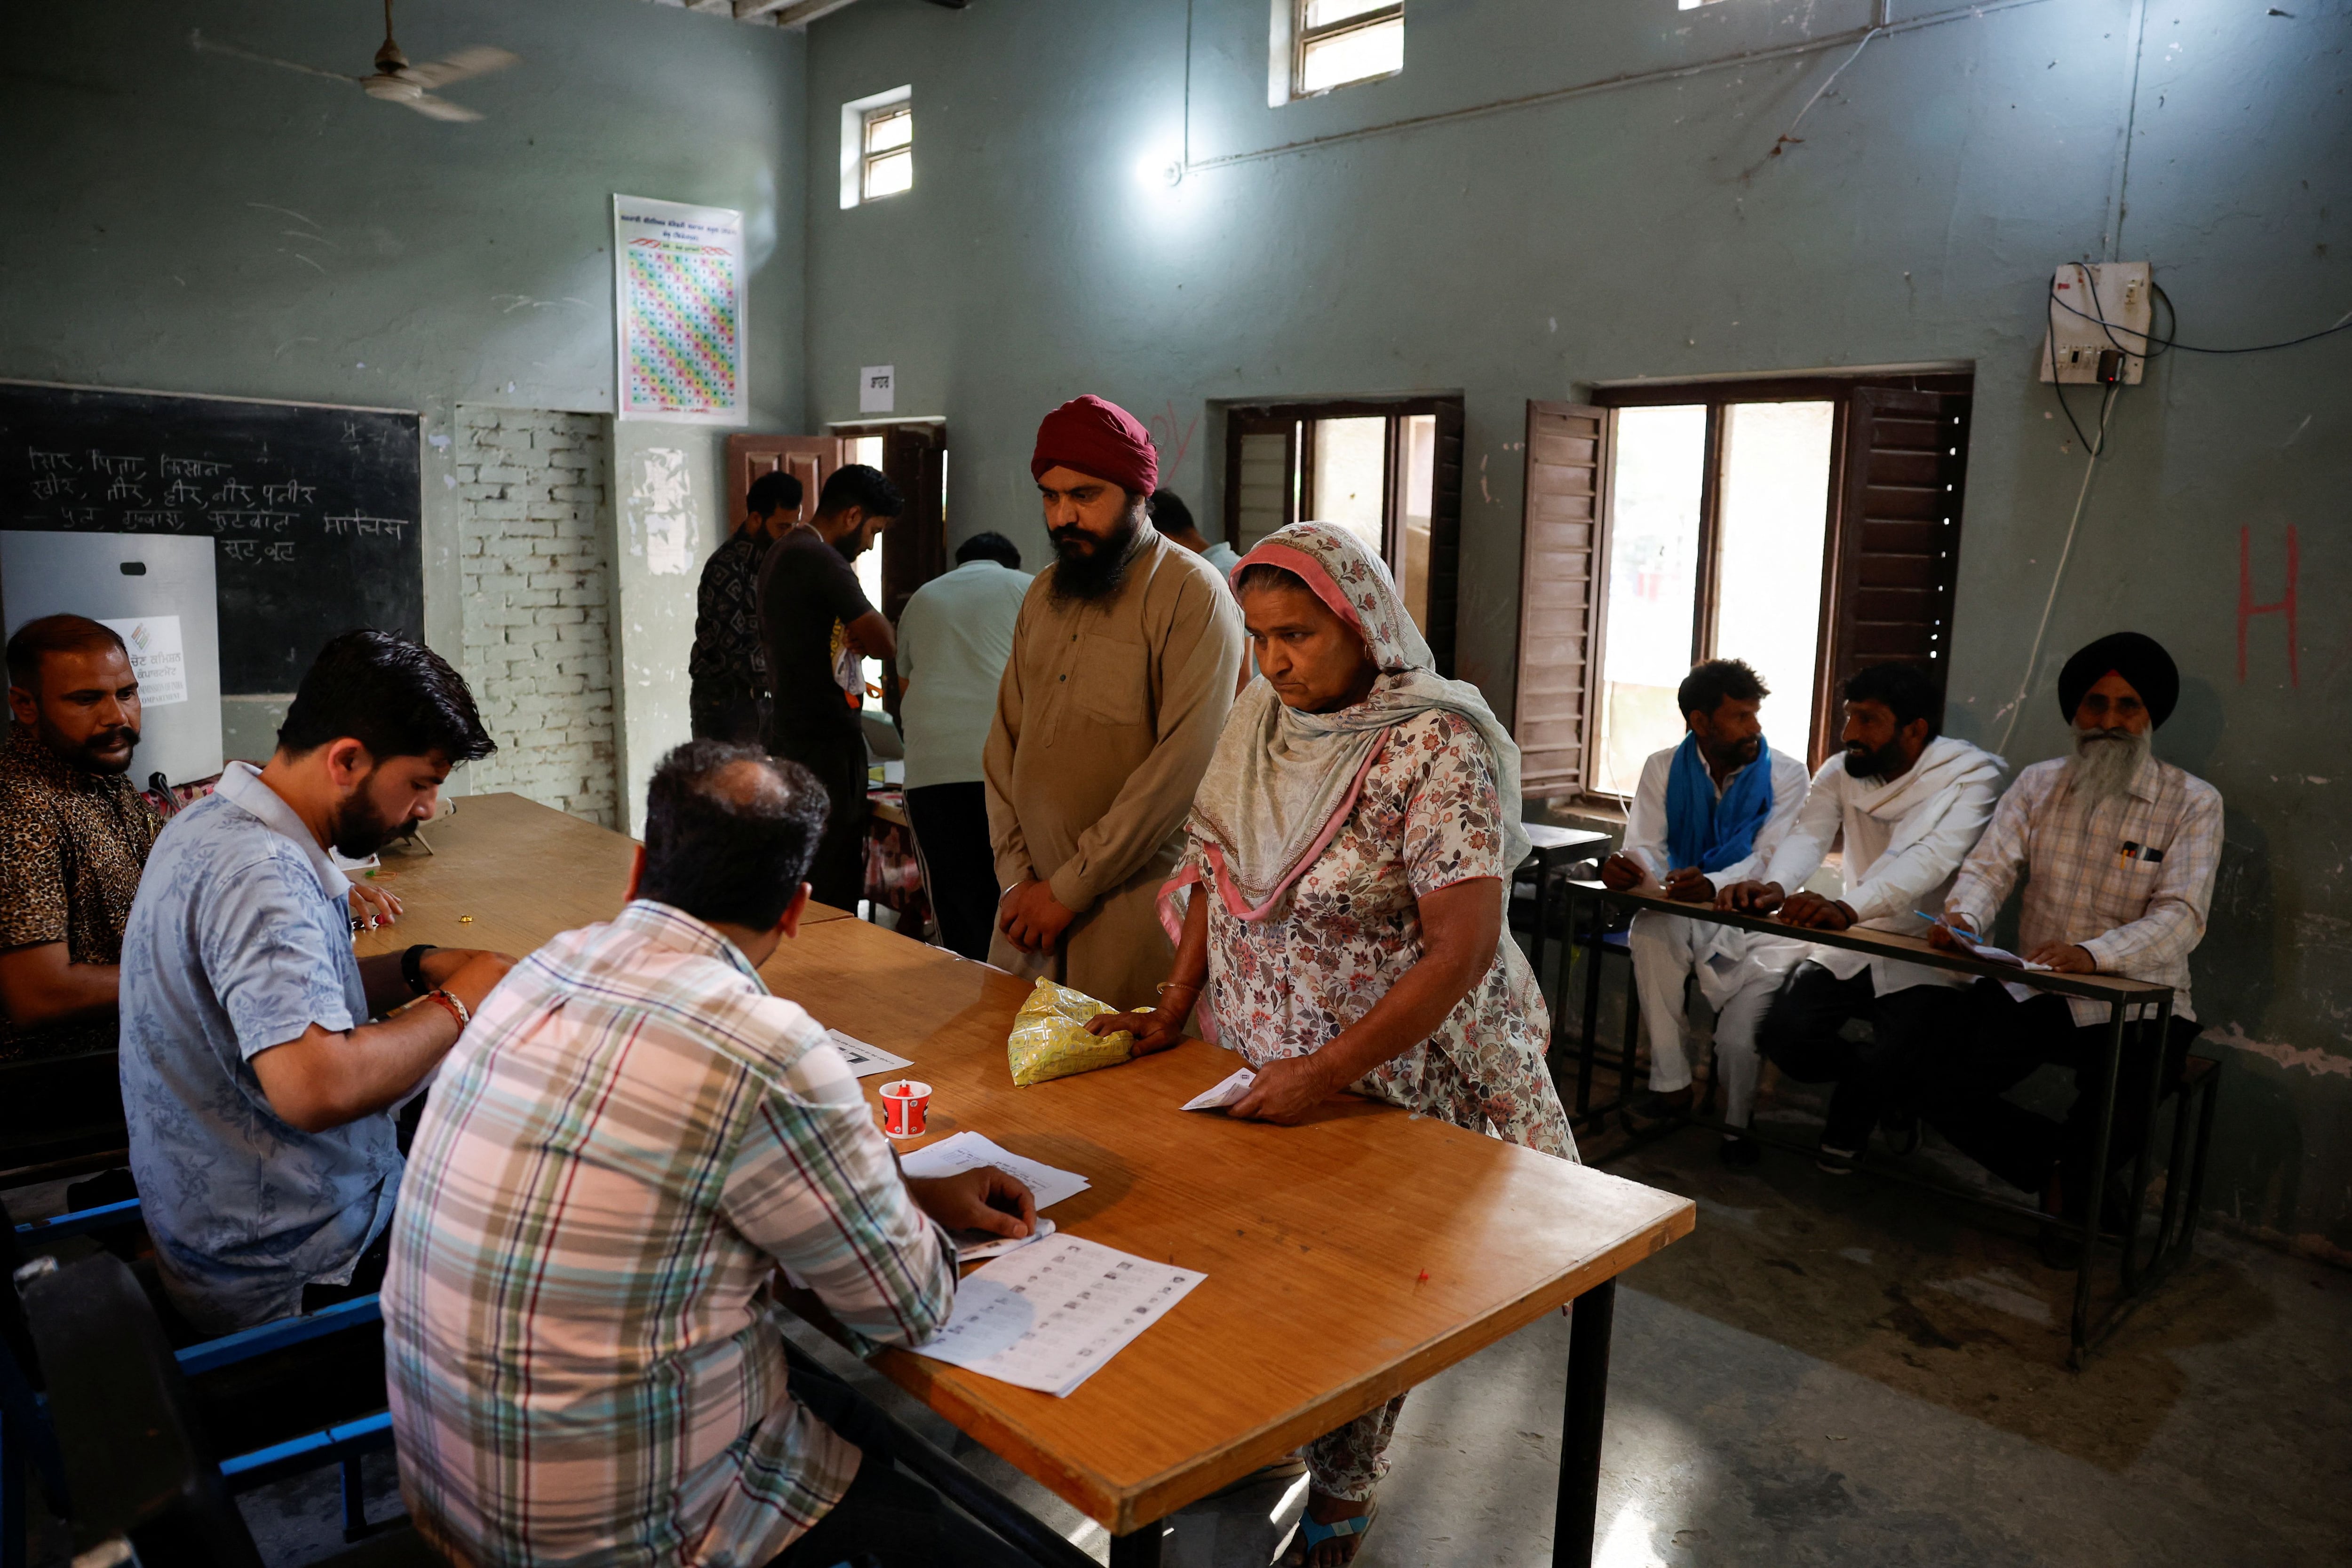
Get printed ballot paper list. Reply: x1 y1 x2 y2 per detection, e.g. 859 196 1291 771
909 1234 1206 1397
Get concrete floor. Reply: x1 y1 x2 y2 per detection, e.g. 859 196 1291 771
209 1117 2352 1568
18 1123 2344 1568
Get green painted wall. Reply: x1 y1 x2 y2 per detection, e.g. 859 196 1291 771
797 0 2352 1252
0 0 808 798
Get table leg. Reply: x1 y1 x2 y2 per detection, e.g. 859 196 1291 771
1538 862 1565 1073
2119 998 2173 1294
2069 1003 2129 1365
1553 1278 1616 1567
1576 889 1603 1119
1108 1523 1164 1566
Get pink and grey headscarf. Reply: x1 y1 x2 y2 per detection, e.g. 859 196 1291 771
1170 521 1531 927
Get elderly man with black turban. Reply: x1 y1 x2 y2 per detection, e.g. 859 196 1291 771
1921 632 2221 1227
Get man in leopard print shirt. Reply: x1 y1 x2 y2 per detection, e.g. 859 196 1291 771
0 615 161 1063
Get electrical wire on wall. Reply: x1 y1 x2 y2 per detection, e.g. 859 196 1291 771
1995 274 2352 756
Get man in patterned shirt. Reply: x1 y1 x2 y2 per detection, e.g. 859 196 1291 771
386 740 1037 1568
690 469 803 744
1922 633 2222 1219
0 615 161 1063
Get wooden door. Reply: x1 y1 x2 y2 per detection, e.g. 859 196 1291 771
726 434 843 532
876 423 948 723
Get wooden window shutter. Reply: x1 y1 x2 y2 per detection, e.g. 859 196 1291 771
725 434 842 532
1223 412 1298 551
1821 388 1970 734
1421 401 1465 678
1513 402 1613 796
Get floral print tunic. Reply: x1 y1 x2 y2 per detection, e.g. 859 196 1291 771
1188 709 1577 1161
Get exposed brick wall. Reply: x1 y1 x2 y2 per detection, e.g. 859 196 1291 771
453 407 619 828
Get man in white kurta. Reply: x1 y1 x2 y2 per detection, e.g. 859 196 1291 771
1601 661 1809 1156
1721 662 2005 1167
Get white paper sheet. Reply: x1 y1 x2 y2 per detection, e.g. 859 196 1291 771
825 1028 913 1079
898 1132 1090 1213
909 1235 1206 1396
1181 1068 1256 1111
954 1215 1056 1262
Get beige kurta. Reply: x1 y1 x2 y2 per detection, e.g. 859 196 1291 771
983 528 1245 1010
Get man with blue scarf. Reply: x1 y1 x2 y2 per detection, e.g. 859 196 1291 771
1600 659 1811 1164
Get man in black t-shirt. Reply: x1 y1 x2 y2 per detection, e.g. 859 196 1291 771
756 463 903 909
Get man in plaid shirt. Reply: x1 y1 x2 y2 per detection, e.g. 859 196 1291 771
385 741 1036 1567
1922 633 2221 1218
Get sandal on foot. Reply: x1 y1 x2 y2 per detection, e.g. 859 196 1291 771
1285 1500 1378 1566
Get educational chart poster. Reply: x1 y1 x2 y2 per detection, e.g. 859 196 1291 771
613 195 746 426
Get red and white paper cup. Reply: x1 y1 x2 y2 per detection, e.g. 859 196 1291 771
880 1079 931 1139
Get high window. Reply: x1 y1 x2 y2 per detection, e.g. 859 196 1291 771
861 104 912 200
1288 1 1404 98
1513 374 1974 799
1223 397 1462 672
838 86 912 210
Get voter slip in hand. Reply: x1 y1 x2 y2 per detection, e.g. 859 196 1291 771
909 1234 1206 1397
898 1131 1089 1210
1181 1068 1255 1112
826 1028 914 1079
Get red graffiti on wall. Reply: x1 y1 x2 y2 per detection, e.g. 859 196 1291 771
2237 524 2299 685
1147 402 1198 471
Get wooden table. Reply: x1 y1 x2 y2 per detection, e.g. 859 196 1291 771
1566 882 2206 1368
351 792 852 965
354 792 1694 1563
757 916 1692 1564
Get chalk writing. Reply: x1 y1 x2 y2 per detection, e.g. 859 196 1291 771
26 449 76 472
29 474 79 500
105 475 149 504
323 514 407 539
87 452 146 478
159 457 231 479
260 480 315 505
119 510 187 531
162 479 207 507
220 539 260 562
212 478 254 507
265 541 296 562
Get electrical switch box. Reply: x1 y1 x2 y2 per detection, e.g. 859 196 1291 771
2040 262 2152 384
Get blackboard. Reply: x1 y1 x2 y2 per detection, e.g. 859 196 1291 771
0 380 423 694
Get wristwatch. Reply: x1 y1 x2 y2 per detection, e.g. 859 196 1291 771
401 944 441 997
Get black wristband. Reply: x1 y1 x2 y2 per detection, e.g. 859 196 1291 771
401 944 441 996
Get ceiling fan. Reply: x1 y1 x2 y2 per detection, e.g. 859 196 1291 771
192 0 518 123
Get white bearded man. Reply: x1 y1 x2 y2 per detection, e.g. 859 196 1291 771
1919 632 2221 1227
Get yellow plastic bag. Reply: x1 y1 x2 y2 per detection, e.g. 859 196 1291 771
1007 976 1135 1086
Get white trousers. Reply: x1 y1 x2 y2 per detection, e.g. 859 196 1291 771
1627 909 1803 1126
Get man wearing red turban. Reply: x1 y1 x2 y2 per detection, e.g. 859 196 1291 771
980 396 1244 1008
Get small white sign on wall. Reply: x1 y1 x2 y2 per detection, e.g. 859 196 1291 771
98 614 187 706
860 365 896 414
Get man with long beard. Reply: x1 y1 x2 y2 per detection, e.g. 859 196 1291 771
983 396 1243 1009
119 631 516 1331
0 616 162 1063
1921 633 2220 1225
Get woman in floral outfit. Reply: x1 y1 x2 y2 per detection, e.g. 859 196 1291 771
1092 521 1576 1566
